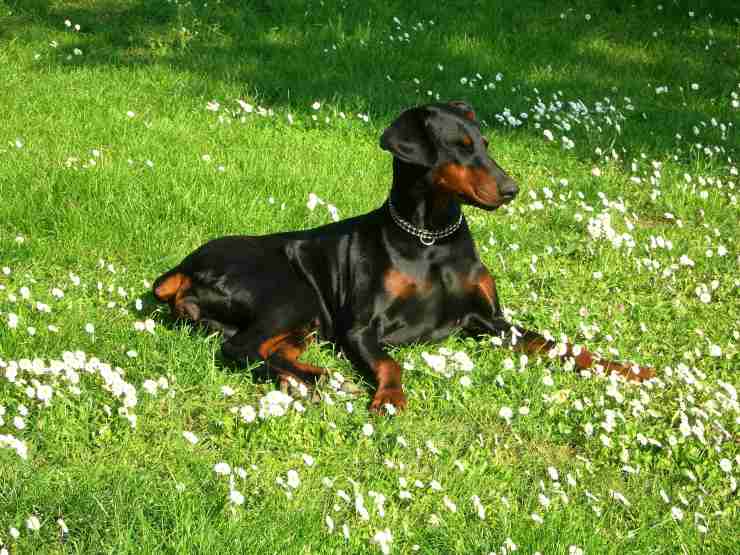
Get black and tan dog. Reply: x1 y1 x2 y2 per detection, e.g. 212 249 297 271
153 102 654 412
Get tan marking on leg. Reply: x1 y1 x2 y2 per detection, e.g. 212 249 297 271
574 348 653 383
276 335 326 377
476 272 496 305
154 272 184 301
574 350 594 369
603 361 655 382
370 358 406 413
258 332 292 359
510 330 654 384
259 330 328 380
373 358 403 389
463 269 499 312
514 335 551 355
172 275 194 318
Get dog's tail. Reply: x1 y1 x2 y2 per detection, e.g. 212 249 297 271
152 268 187 302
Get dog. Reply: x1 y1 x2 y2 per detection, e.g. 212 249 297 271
153 101 654 413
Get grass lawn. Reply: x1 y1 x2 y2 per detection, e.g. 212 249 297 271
1 0 739 553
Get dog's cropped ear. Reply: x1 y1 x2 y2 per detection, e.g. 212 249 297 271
380 107 436 168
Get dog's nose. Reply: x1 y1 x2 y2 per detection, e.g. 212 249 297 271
499 178 518 199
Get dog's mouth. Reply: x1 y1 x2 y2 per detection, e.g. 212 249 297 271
499 189 518 205
433 164 518 211
458 185 517 211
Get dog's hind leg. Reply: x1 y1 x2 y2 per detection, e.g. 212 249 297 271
152 270 199 317
153 269 186 302
222 322 327 390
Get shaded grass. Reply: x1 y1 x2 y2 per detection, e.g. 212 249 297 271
2 1 738 151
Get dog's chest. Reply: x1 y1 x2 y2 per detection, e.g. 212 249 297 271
382 264 472 301
378 260 482 344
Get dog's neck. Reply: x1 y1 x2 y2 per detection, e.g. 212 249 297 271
389 159 461 232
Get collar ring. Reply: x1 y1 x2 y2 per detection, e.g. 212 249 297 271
387 198 463 247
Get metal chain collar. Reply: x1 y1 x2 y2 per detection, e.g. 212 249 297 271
386 198 463 246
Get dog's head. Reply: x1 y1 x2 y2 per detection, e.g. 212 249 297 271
380 102 518 210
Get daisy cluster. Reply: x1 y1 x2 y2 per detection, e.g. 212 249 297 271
230 389 304 423
535 166 739 291
0 257 155 341
0 257 175 461
1 350 141 453
535 367 739 530
226 369 364 430
418 348 475 385
207 96 373 131
322 14 435 57
63 148 103 171
496 92 632 155
31 16 83 63
0 259 182 544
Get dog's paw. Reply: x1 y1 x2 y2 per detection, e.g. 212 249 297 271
611 363 655 383
634 366 656 381
370 386 407 414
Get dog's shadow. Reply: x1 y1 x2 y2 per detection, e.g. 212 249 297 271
132 291 264 376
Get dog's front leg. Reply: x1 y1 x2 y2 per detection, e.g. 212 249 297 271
506 327 655 381
463 267 654 382
342 326 407 413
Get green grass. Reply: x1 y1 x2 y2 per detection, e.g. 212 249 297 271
1 0 739 553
